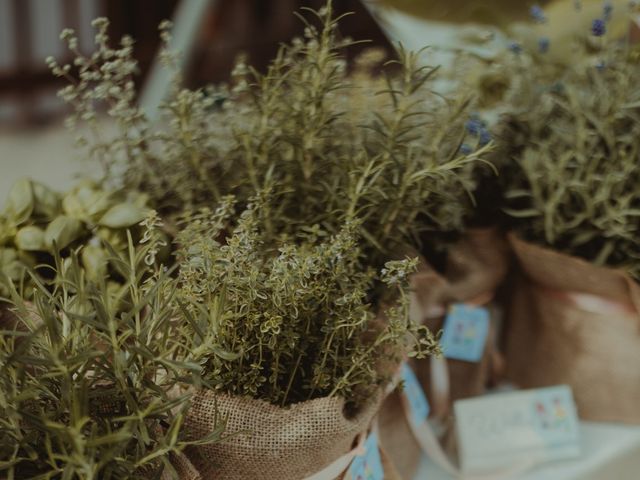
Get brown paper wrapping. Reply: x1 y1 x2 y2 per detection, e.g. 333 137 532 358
505 233 640 423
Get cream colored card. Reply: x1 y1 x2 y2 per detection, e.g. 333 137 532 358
454 385 581 473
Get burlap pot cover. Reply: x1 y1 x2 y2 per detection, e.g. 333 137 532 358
379 228 510 478
160 452 202 480
181 389 384 480
504 234 640 423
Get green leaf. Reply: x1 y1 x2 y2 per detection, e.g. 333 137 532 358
44 216 85 250
501 208 541 218
32 181 61 219
210 346 241 362
0 215 17 245
62 182 112 221
0 248 27 280
81 244 108 281
4 178 34 224
15 225 46 251
98 203 149 228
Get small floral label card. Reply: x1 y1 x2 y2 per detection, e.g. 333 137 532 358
348 431 384 480
400 363 430 427
440 303 490 362
455 385 581 473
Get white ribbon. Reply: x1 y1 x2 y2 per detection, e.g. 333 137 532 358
303 431 367 480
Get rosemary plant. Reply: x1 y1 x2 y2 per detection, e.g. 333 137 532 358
0 213 223 479
499 19 640 279
174 197 440 409
51 5 491 272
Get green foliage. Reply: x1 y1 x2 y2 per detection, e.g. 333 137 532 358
500 44 640 278
174 197 440 409
0 214 223 479
0 178 161 298
52 6 491 271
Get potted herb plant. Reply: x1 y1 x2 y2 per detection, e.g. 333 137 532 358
499 12 640 423
167 196 438 478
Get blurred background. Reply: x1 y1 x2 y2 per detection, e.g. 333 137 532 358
0 0 397 196
0 0 396 127
0 0 565 197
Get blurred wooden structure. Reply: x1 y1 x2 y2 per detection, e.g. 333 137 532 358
187 0 390 85
0 0 178 126
0 0 389 128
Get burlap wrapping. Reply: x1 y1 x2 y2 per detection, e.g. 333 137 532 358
504 234 640 423
161 452 202 480
181 389 384 480
379 228 510 479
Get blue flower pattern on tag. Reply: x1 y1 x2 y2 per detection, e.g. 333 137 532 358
400 363 430 426
348 432 384 480
440 304 490 362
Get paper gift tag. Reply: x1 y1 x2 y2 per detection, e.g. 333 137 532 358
400 363 430 426
440 303 490 362
455 385 581 473
348 431 384 480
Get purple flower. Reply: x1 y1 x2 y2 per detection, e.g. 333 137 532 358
530 4 547 23
460 144 473 155
465 117 484 136
479 130 492 147
592 18 606 36
538 37 550 53
595 59 606 71
508 42 523 54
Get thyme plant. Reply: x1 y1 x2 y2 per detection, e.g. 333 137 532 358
499 15 640 279
51 5 491 272
174 198 440 409
0 214 223 479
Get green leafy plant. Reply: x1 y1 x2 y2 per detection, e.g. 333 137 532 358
174 196 440 410
51 5 491 273
0 213 222 479
0 178 159 298
499 24 640 278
